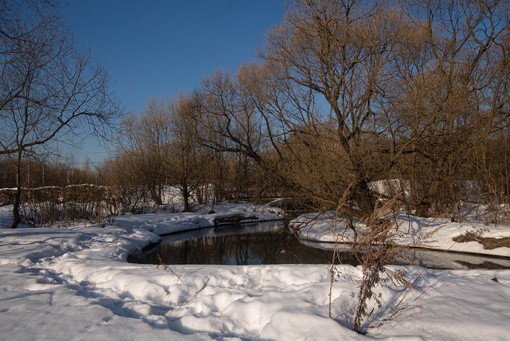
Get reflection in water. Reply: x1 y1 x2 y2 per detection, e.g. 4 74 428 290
129 221 510 269
299 238 510 269
134 226 352 265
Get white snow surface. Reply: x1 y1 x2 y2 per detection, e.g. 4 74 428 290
292 205 510 257
1 203 510 340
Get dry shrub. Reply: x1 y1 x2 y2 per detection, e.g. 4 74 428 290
20 184 112 227
480 237 510 250
330 195 412 333
452 230 484 243
334 196 413 333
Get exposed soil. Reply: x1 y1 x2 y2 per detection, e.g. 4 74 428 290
453 231 510 250
213 215 259 225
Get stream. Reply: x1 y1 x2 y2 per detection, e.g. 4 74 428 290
128 220 510 270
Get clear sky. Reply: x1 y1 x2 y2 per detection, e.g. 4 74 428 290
62 0 287 164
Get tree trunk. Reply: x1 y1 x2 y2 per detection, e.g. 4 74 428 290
11 153 23 229
11 188 22 229
182 184 191 212
148 183 163 206
351 177 375 217
416 179 440 217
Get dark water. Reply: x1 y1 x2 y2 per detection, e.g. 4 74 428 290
128 221 510 270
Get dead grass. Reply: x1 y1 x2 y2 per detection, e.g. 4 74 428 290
453 231 510 250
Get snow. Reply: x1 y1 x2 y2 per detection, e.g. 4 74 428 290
1 203 510 340
292 208 510 257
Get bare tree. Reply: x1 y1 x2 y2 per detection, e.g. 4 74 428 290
254 0 411 214
116 93 213 212
387 0 510 216
199 70 267 165
118 97 173 206
198 69 283 201
0 0 120 227
163 92 212 211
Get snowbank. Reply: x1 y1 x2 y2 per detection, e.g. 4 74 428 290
113 202 284 236
1 203 510 340
292 210 510 258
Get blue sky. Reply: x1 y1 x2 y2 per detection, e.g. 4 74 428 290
62 0 286 164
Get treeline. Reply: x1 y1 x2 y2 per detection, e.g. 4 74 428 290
0 159 98 189
0 159 106 226
99 95 277 213
0 151 263 223
102 0 510 219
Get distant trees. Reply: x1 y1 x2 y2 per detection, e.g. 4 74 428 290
117 97 172 206
164 93 213 211
0 0 119 227
107 73 278 212
0 157 96 189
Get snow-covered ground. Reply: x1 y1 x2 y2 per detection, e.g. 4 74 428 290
1 203 510 340
292 206 510 257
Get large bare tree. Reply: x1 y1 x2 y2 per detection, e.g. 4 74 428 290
256 0 409 214
0 0 119 227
